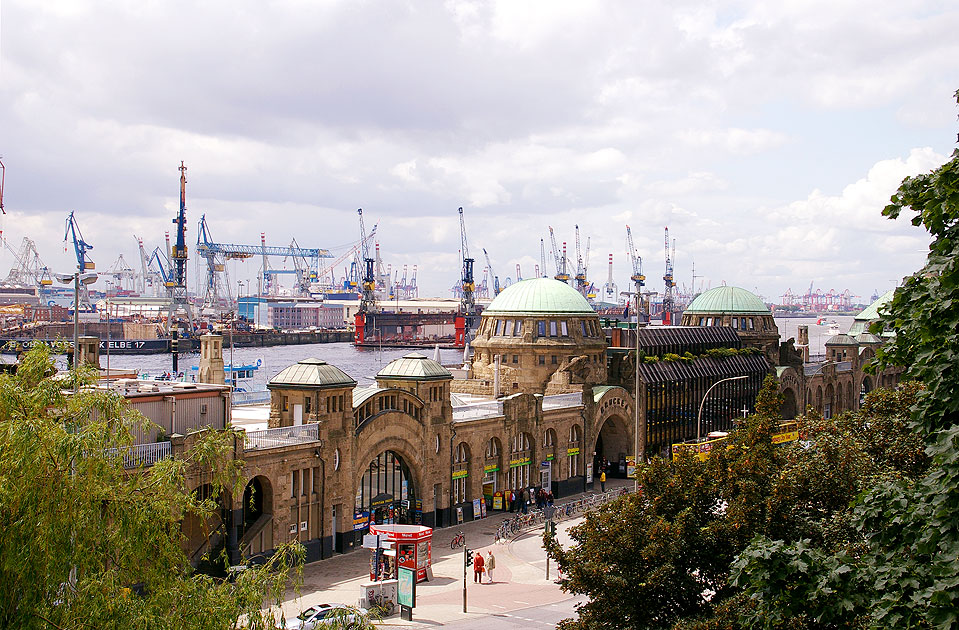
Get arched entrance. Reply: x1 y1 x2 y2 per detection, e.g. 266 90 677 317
594 415 630 478
183 482 232 572
356 450 417 529
781 388 798 419
860 376 873 405
241 475 272 530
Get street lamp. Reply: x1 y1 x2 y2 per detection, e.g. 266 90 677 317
55 271 99 384
696 375 748 444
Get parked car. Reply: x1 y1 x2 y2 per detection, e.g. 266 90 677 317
285 604 369 629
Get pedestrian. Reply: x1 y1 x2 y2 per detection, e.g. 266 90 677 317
486 550 496 583
521 488 529 514
547 491 554 506
473 549 485 583
600 470 606 492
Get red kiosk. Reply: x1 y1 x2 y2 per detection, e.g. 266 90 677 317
369 523 433 583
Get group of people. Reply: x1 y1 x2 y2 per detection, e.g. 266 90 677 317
472 549 497 583
505 486 554 514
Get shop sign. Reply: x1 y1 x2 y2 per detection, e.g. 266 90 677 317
483 463 500 473
567 447 580 456
353 510 370 531
546 454 555 461
452 469 468 479
509 456 531 468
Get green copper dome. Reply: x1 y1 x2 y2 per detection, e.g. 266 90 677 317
855 289 895 321
484 278 595 316
268 358 356 390
684 286 770 315
377 353 452 381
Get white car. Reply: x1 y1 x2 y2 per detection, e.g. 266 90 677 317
285 604 369 629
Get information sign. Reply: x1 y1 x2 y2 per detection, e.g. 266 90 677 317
398 567 416 608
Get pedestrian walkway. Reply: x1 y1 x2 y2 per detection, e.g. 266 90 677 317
278 477 634 627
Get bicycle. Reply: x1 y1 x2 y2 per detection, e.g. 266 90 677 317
450 530 466 549
367 590 395 616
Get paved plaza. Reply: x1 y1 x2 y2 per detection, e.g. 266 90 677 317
278 479 632 627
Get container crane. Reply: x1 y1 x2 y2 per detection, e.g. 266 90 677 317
196 215 232 312
662 226 675 324
548 226 569 283
108 254 136 293
482 248 500 296
459 207 476 322
626 225 646 319
3 236 53 294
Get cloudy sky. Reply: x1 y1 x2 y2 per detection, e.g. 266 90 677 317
1 0 957 306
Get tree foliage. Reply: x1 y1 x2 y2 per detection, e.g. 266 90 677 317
0 343 305 630
733 90 959 630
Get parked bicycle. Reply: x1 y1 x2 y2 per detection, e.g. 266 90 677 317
367 590 395 616
450 530 466 549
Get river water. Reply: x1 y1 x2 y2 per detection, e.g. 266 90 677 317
102 342 470 390
90 315 856 389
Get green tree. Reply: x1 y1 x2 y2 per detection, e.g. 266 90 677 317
732 90 959 629
0 343 306 630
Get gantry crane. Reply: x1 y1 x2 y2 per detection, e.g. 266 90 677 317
3 236 53 294
196 215 233 313
626 225 646 319
108 254 136 293
662 226 675 324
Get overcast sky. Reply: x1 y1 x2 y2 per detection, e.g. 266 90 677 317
1 0 957 306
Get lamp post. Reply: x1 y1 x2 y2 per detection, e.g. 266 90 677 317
696 375 748 444
55 271 99 389
633 288 643 491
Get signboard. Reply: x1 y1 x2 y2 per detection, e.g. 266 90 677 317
397 567 416 608
353 510 370 531
546 453 555 461
483 463 500 473
626 456 636 479
452 469 468 480
586 463 593 484
493 493 503 510
472 498 482 519
509 456 531 468
567 447 580 456
362 534 380 550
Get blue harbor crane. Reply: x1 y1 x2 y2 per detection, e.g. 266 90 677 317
357 208 377 313
63 211 96 309
626 225 646 320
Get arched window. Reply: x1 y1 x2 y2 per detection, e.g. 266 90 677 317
508 432 533 490
567 425 581 478
453 442 470 504
484 438 502 497
543 428 556 448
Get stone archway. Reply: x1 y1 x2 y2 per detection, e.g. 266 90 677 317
781 387 798 419
183 482 233 571
238 475 274 559
860 376 873 405
593 414 631 478
355 450 418 528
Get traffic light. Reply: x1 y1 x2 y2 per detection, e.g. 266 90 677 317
465 549 473 566
546 521 556 535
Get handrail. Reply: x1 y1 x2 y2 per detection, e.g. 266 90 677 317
244 423 319 450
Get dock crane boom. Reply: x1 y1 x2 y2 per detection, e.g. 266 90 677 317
574 225 589 295
64 211 95 271
0 158 6 214
459 207 476 321
540 238 546 278
626 225 646 319
482 248 500 296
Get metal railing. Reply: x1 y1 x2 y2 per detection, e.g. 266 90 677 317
244 423 319 450
108 441 172 468
542 393 583 410
494 487 631 542
452 400 504 421
232 390 271 406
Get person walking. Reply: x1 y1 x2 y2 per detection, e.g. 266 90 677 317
473 549 485 583
600 470 606 492
486 550 496 583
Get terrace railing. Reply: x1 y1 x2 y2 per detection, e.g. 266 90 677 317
244 423 319 450
543 393 583 410
452 400 504 421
